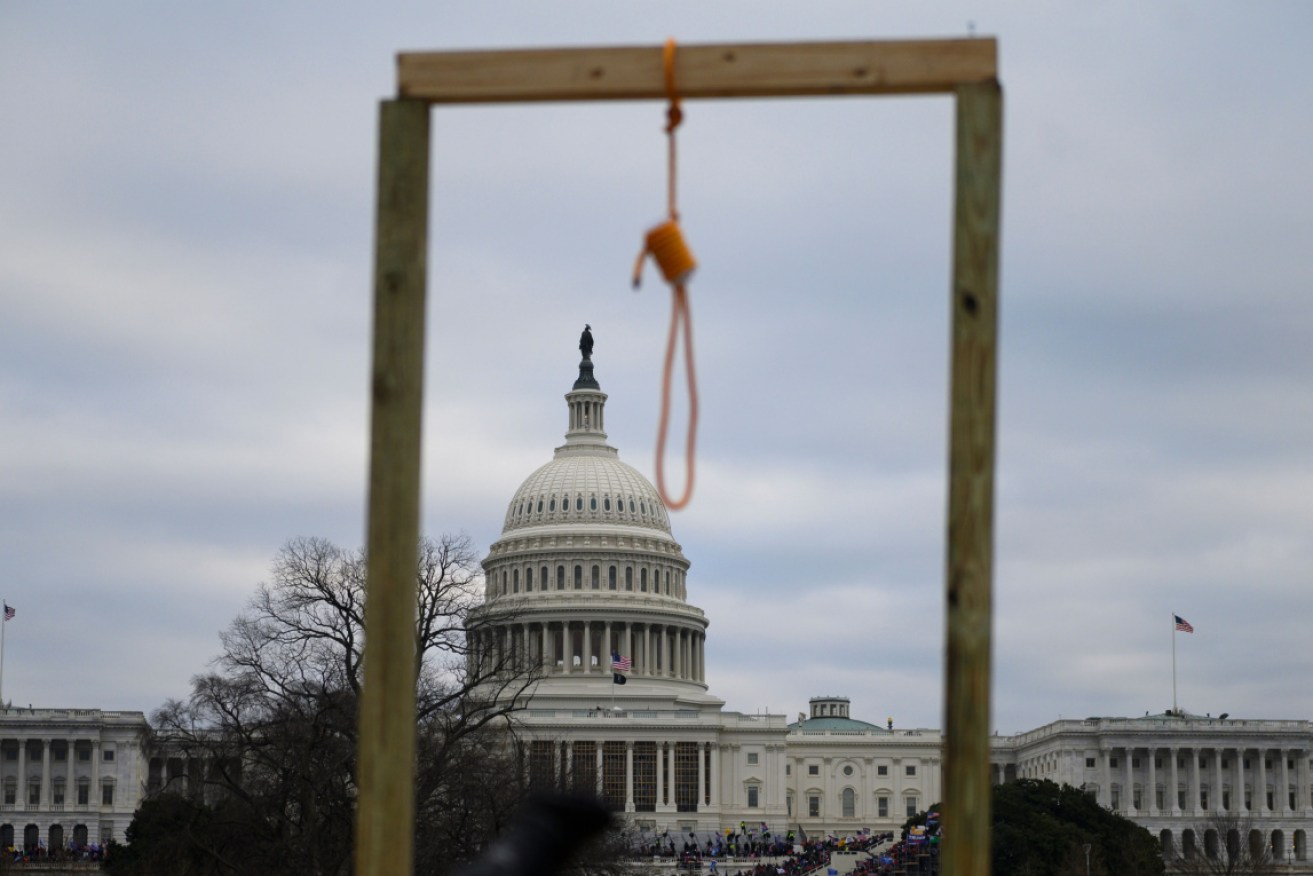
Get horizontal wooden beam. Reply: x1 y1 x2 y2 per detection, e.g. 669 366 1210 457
398 38 996 104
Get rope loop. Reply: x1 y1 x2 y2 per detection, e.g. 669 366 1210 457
631 38 699 511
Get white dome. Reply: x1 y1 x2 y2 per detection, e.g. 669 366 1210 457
502 453 671 535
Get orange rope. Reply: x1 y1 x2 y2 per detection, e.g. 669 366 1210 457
637 38 699 510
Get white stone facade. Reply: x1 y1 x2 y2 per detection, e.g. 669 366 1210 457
4 347 1309 867
0 706 149 850
991 715 1313 864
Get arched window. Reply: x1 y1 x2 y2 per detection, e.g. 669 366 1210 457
576 496 583 511
590 495 597 511
591 565 600 589
525 567 533 592
608 566 617 590
556 566 565 590
536 499 543 513
604 496 611 511
513 569 519 593
549 497 556 511
625 567 633 590
842 787 856 818
574 565 582 589
640 569 648 591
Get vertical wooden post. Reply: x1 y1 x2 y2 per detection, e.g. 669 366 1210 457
942 78 1002 876
355 98 430 876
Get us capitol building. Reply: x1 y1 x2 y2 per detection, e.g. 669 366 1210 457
2 339 1310 866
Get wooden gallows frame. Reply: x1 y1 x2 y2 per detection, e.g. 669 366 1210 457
357 38 1002 876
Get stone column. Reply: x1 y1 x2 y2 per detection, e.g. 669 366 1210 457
603 621 612 666
1100 747 1112 809
565 741 574 790
554 741 562 789
1170 747 1180 815
541 624 551 672
1124 747 1135 814
1280 748 1291 814
656 743 665 808
1190 749 1201 814
625 742 635 812
644 625 652 676
91 740 102 808
667 740 677 807
16 740 26 811
596 743 604 796
1147 748 1157 815
583 620 593 673
1213 750 1224 814
697 744 706 810
1237 747 1247 811
625 623 633 668
40 741 50 809
710 745 721 807
1258 748 1268 813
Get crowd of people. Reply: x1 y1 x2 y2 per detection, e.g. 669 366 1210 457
639 828 894 876
5 840 109 865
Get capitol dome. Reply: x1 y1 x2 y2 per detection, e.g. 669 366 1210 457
474 334 710 700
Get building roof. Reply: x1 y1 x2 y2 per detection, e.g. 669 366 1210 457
789 715 890 733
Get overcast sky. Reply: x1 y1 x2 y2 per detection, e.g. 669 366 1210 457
2 3 1310 735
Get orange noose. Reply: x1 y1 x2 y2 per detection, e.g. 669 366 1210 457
632 38 699 511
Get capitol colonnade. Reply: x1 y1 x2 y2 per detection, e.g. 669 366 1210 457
0 708 145 850
470 619 707 682
991 717 1313 864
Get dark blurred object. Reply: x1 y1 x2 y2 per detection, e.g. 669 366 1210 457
455 794 612 876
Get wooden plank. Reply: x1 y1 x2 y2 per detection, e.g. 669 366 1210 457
941 79 1002 876
399 38 996 103
355 98 430 876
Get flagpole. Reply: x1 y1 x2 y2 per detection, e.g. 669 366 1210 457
1 600 6 707
1171 612 1177 716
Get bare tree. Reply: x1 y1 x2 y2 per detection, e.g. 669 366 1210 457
1169 813 1280 876
144 534 541 876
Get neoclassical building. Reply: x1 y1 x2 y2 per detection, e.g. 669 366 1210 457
0 706 149 850
990 714 1313 863
468 341 1313 867
3 343 1309 866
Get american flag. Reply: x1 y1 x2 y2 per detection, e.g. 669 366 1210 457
1174 615 1193 633
3 604 13 621
611 652 631 672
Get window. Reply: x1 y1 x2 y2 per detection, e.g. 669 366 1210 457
785 765 791 776
786 795 792 815
556 566 565 590
905 765 916 777
78 785 89 805
1132 758 1140 768
808 765 819 776
842 788 855 818
808 796 820 817
591 565 599 589
576 496 583 511
604 497 611 511
906 796 918 817
1155 758 1163 769
1266 790 1274 809
747 786 759 808
3 749 14 761
590 496 597 511
526 568 533 592
1155 787 1165 809
625 567 633 590
1245 790 1252 810
3 785 13 805
574 565 582 589
1132 786 1142 808
54 748 66 762
1178 789 1186 808
1110 758 1119 768
746 752 758 765
843 765 854 776
641 569 648 591
878 796 889 817
1085 758 1096 768
28 784 39 806
1111 787 1121 809
1199 789 1208 809
877 765 888 776
608 566 617 590
53 785 64 805
102 784 114 805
